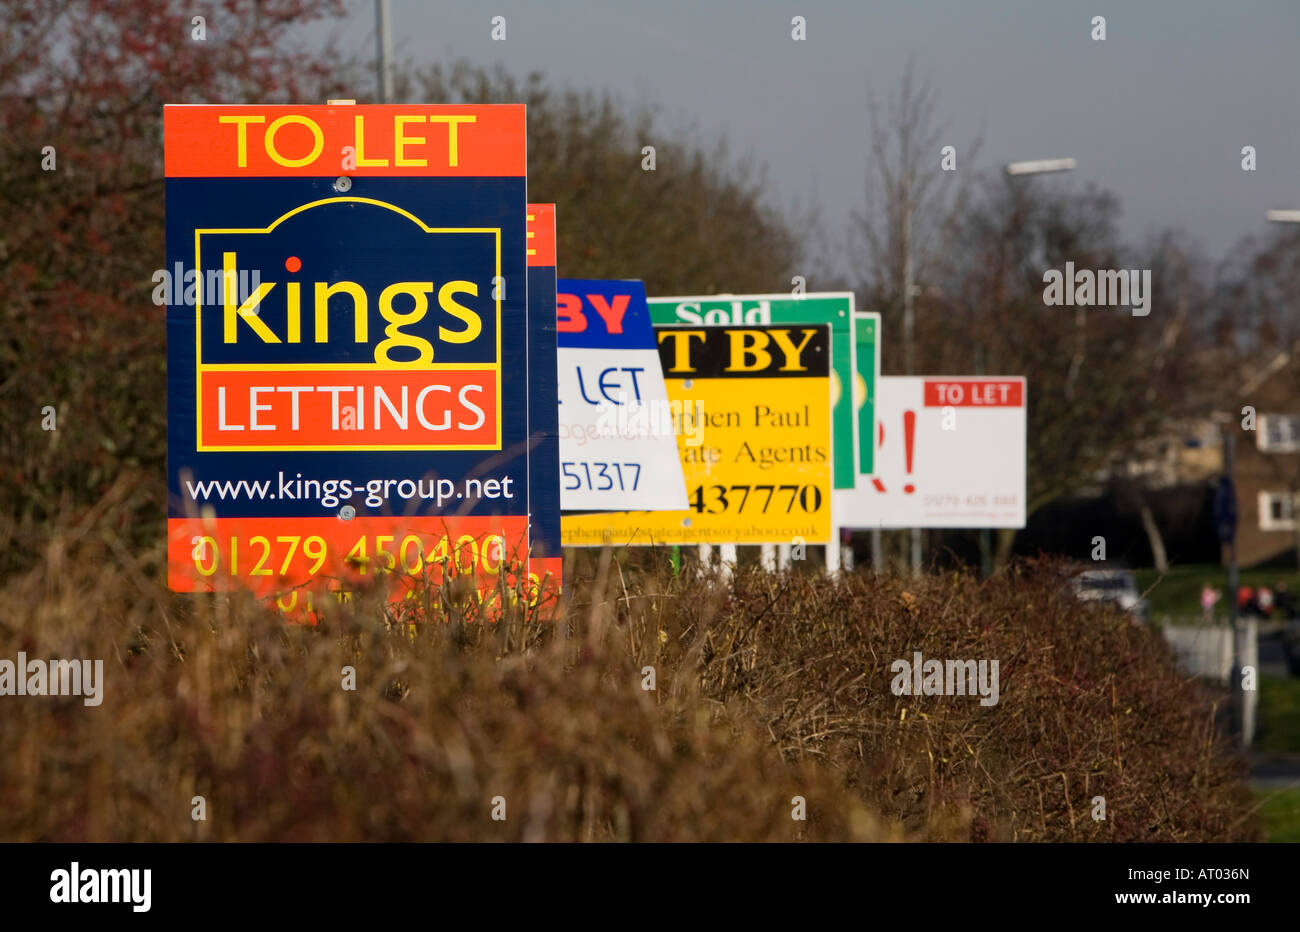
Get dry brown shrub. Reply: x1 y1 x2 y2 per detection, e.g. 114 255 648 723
603 555 1259 842
0 480 1259 841
0 485 885 842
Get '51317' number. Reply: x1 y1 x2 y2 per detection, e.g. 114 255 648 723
561 461 641 491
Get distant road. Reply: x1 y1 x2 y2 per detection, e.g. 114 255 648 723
1251 753 1300 790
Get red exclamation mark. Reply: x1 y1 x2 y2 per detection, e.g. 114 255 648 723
903 410 916 494
873 419 888 492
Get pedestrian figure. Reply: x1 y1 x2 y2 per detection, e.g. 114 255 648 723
1201 582 1220 621
1275 581 1295 620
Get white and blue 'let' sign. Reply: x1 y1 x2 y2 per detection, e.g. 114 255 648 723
556 279 688 512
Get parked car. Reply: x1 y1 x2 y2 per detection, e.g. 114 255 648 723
1070 569 1150 623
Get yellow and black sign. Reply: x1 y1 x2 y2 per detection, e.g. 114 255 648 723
561 324 833 545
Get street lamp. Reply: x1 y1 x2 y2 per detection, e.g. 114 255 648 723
1005 157 1077 176
374 0 393 103
957 158 1075 575
1266 210 1300 223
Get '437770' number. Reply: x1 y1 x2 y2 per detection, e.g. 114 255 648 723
689 484 822 514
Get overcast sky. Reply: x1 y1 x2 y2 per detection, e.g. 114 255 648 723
304 0 1300 273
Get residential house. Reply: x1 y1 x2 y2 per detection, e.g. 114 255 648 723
1230 346 1300 567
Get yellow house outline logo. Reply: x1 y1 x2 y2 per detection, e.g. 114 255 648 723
193 196 502 452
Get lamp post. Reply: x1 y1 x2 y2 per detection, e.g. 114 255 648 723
375 0 393 103
983 158 1076 575
1213 412 1251 748
902 188 920 572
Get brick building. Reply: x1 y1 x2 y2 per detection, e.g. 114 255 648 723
1229 346 1300 567
1017 343 1300 571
